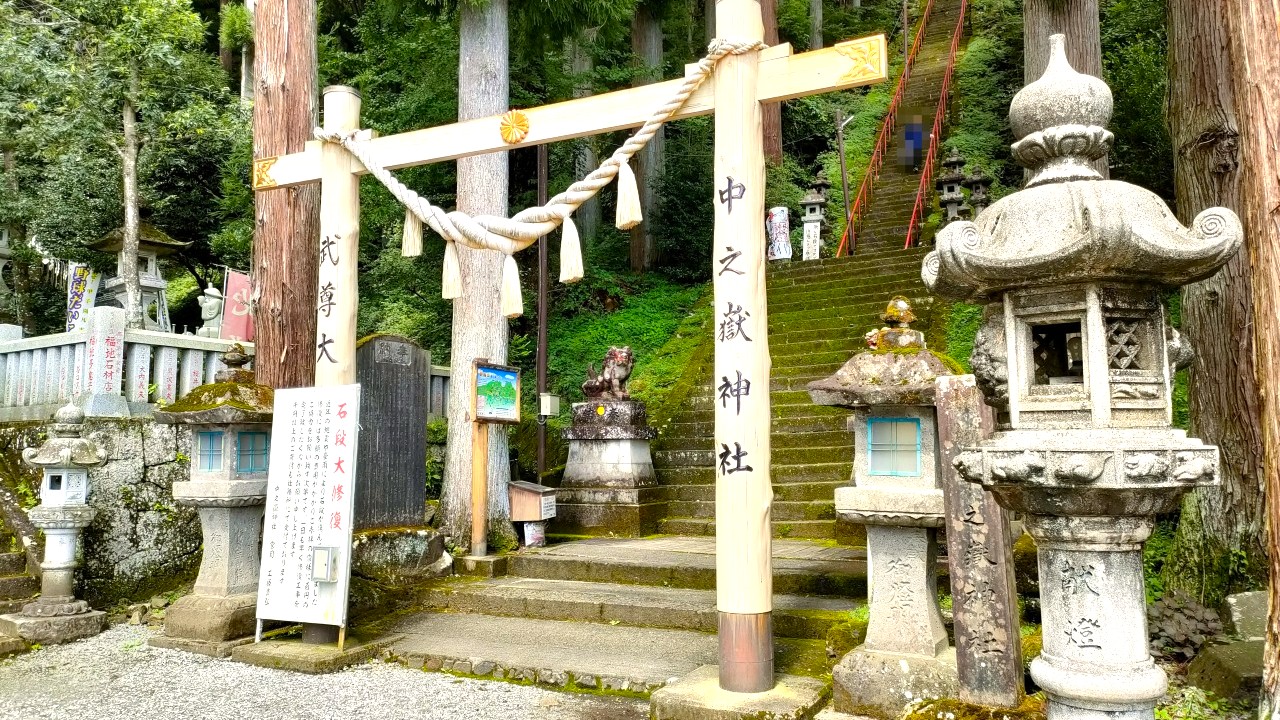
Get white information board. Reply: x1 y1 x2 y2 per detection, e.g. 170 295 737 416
256 384 361 628
802 221 821 261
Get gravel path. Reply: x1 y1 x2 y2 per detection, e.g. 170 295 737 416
0 625 648 720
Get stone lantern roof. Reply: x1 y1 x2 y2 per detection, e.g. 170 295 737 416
807 297 959 407
154 345 273 425
91 223 192 256
923 35 1242 300
22 403 107 469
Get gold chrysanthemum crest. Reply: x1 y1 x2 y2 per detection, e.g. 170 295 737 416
499 110 530 144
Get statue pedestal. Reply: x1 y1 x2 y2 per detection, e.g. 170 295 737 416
556 401 662 537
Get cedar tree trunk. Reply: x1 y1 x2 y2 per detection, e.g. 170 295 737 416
1023 0 1106 177
762 0 782 165
250 0 320 388
630 1 663 271
441 0 515 550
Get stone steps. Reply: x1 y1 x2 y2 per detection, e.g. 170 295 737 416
653 462 850 484
0 574 38 601
657 430 851 452
668 499 835 522
508 537 869 598
657 517 856 541
418 577 858 640
664 480 844 502
0 552 27 577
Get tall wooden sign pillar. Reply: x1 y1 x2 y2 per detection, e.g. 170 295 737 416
304 85 362 645
712 0 773 693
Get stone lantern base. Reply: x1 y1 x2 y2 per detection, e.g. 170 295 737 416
150 594 257 658
555 401 662 537
0 611 107 645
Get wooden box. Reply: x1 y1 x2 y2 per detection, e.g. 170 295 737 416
509 480 556 521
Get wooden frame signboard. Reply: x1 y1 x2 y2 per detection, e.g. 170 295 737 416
472 360 521 424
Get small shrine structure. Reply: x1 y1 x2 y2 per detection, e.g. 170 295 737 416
924 35 1242 720
91 223 190 332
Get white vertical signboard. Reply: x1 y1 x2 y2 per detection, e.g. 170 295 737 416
802 220 821 261
256 384 361 633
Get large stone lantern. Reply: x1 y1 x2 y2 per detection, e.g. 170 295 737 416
923 35 1242 720
0 403 108 644
150 346 272 657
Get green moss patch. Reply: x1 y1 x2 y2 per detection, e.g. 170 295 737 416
902 696 1047 720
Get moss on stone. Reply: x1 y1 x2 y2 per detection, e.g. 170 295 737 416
902 696 1047 720
825 612 870 659
163 380 274 414
1012 532 1039 596
1021 628 1042 669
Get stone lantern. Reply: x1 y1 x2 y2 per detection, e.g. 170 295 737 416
807 297 960 718
962 166 992 217
935 149 971 224
923 35 1241 720
90 223 191 332
150 345 272 657
800 172 831 261
0 403 108 644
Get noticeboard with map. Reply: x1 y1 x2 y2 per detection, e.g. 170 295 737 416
473 360 521 424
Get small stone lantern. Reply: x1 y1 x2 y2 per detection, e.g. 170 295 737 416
0 403 108 644
962 167 992 217
924 35 1242 720
800 172 831 261
936 149 971 225
807 298 960 717
150 345 272 657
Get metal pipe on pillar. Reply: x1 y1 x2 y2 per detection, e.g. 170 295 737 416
712 0 774 694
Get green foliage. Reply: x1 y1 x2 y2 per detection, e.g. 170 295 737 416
426 418 449 445
944 302 984 371
1144 518 1176 602
1147 589 1223 661
1102 0 1172 201
1156 687 1249 720
219 3 254 50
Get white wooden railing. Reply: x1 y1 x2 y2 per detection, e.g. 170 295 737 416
0 307 254 422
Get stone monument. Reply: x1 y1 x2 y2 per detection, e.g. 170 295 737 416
808 297 961 718
556 346 661 536
150 346 272 657
0 403 108 644
925 35 1242 720
354 334 430 529
196 287 224 338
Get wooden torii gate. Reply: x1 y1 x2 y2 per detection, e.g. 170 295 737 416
252 0 887 693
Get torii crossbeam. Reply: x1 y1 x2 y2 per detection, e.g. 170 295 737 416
253 0 887 693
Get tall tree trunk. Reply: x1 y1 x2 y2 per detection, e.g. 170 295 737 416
219 0 235 80
1 144 28 330
1023 0 1106 177
1221 1 1280 715
442 0 515 550
705 0 716 47
567 29 601 245
250 0 319 389
761 0 782 165
809 0 822 50
1162 0 1265 607
120 77 144 330
630 1 663 271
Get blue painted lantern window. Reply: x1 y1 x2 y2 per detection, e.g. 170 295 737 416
197 431 224 471
237 432 270 473
867 418 921 476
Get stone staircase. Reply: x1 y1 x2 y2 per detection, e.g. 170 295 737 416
856 0 966 254
652 247 935 542
649 0 964 542
392 536 866 694
0 522 37 625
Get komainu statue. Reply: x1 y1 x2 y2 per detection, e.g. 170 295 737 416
582 346 634 400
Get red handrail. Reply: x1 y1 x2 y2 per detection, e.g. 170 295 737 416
835 0 937 257
904 0 968 249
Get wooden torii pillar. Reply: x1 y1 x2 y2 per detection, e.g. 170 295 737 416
251 2 887 689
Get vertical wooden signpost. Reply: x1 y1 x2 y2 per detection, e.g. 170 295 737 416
252 21 886 682
712 0 773 693
470 360 522 557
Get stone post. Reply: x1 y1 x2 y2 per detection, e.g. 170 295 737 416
81 307 129 417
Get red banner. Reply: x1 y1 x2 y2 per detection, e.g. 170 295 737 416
221 270 255 342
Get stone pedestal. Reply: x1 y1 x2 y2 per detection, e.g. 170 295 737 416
832 485 958 718
556 401 661 537
0 505 106 645
150 479 266 657
651 665 830 720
